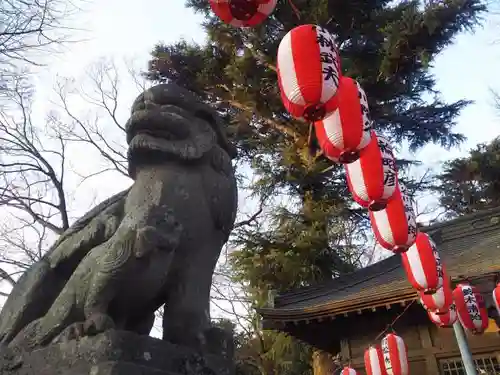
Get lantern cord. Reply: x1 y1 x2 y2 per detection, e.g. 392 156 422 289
307 122 316 156
339 300 417 368
326 16 335 25
287 0 301 20
372 299 417 343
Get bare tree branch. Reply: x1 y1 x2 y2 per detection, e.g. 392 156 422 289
0 59 141 293
0 211 53 287
49 59 147 179
0 0 82 71
493 89 500 115
0 267 16 286
234 199 265 229
0 77 70 235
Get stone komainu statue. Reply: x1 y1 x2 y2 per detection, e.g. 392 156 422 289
0 83 238 352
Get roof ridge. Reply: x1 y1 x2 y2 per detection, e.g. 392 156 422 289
276 261 402 308
421 206 500 233
274 206 500 306
275 255 400 306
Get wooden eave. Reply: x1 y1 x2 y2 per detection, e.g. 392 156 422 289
258 287 418 321
258 270 500 322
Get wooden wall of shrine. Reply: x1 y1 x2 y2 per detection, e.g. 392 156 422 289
336 305 500 374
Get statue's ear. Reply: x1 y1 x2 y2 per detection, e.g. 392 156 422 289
131 92 145 114
195 110 237 159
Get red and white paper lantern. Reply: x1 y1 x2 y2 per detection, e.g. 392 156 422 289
381 334 409 375
314 76 372 163
420 269 453 314
453 282 489 334
209 0 277 27
401 232 444 294
369 183 417 253
492 282 500 316
340 367 359 375
277 24 341 121
364 346 388 375
428 304 458 328
345 132 397 210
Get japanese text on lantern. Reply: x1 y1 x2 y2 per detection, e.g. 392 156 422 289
356 82 373 131
401 187 417 236
378 140 397 188
382 159 397 186
463 286 482 322
381 338 392 370
316 27 339 86
431 239 444 280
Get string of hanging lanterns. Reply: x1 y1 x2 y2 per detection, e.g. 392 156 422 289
207 2 498 373
358 301 415 375
208 2 418 254
305 280 490 375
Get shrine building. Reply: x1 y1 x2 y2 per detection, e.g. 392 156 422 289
258 207 500 375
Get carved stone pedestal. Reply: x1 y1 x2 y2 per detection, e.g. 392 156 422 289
0 330 233 375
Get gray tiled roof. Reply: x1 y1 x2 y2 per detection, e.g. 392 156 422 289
259 207 500 320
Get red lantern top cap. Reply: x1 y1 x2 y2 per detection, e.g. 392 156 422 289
209 0 277 27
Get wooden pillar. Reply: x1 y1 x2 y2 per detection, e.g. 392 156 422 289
340 338 351 361
312 350 339 375
419 325 440 374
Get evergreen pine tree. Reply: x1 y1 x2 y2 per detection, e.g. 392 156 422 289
145 1 486 373
435 136 500 217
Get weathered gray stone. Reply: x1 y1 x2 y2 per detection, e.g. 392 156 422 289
0 330 233 375
0 83 238 355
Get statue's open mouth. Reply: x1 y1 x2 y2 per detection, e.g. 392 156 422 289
126 104 193 145
124 84 230 174
125 99 217 171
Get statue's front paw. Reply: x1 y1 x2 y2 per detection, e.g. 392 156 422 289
0 345 23 371
83 312 115 336
52 313 115 344
53 322 85 344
